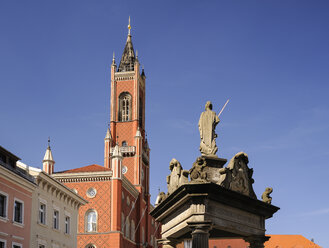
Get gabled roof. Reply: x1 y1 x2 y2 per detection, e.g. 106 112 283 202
55 164 111 174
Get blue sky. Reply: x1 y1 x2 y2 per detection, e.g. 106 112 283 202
1 0 329 246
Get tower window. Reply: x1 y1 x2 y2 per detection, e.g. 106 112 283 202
122 141 127 146
86 210 97 232
118 92 132 122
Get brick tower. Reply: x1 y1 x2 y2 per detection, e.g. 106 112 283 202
53 19 158 248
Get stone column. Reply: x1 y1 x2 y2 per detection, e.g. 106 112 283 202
187 221 212 248
244 235 270 248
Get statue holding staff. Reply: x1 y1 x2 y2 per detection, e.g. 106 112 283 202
198 100 229 156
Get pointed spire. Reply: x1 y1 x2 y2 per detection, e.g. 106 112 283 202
112 51 116 66
43 137 54 161
118 17 136 72
105 127 112 140
112 143 122 157
135 127 142 138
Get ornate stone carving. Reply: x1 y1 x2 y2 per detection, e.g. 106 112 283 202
198 101 220 157
166 158 189 195
189 157 208 182
261 187 273 204
218 152 257 199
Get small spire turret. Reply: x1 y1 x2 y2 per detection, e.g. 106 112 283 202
43 137 55 174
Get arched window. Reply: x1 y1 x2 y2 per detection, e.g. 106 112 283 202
85 210 97 232
125 217 130 238
118 92 132 122
131 220 135 241
122 141 127 146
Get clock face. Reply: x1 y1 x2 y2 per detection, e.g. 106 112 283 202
87 188 97 198
122 166 128 174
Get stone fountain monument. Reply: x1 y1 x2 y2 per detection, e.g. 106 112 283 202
150 101 279 248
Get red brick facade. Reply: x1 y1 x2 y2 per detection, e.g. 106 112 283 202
53 26 159 248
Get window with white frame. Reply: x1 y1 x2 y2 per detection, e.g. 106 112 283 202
0 192 8 218
13 199 23 224
53 210 59 229
65 216 70 234
39 203 46 225
86 210 97 232
0 239 6 248
12 242 22 248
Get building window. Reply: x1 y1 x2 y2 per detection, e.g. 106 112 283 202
13 199 23 224
39 245 45 248
86 245 96 248
86 210 97 232
39 203 46 225
0 192 8 218
53 210 59 229
131 220 135 241
122 141 127 146
65 216 70 234
12 243 22 248
0 239 6 248
125 217 130 238
118 92 132 122
121 213 125 232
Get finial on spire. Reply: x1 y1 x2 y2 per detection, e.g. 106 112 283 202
48 137 51 148
136 50 138 59
128 16 131 35
113 52 115 61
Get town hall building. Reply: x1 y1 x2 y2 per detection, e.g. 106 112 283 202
52 20 159 248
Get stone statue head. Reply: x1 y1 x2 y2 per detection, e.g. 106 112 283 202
205 101 212 110
169 158 179 170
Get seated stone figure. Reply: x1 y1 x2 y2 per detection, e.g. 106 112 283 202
262 187 273 204
166 158 189 195
218 152 257 199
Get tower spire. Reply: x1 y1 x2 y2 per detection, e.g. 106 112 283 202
128 16 131 36
118 17 136 72
43 137 55 174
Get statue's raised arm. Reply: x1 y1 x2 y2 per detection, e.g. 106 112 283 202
198 101 220 157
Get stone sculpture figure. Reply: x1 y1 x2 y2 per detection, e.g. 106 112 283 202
261 187 273 204
218 152 257 199
166 158 189 195
199 101 220 156
189 157 208 182
155 192 166 207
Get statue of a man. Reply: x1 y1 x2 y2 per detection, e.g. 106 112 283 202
198 101 220 156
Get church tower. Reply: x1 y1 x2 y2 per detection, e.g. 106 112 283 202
104 17 149 198
54 19 159 248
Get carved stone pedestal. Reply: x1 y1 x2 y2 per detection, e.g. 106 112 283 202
150 183 279 248
200 156 227 183
188 221 212 248
244 235 270 248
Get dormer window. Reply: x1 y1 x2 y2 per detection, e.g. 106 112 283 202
118 92 132 122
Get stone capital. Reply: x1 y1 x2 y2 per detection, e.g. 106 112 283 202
243 235 270 248
157 238 177 248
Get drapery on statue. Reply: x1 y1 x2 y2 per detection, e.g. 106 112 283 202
199 101 220 156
